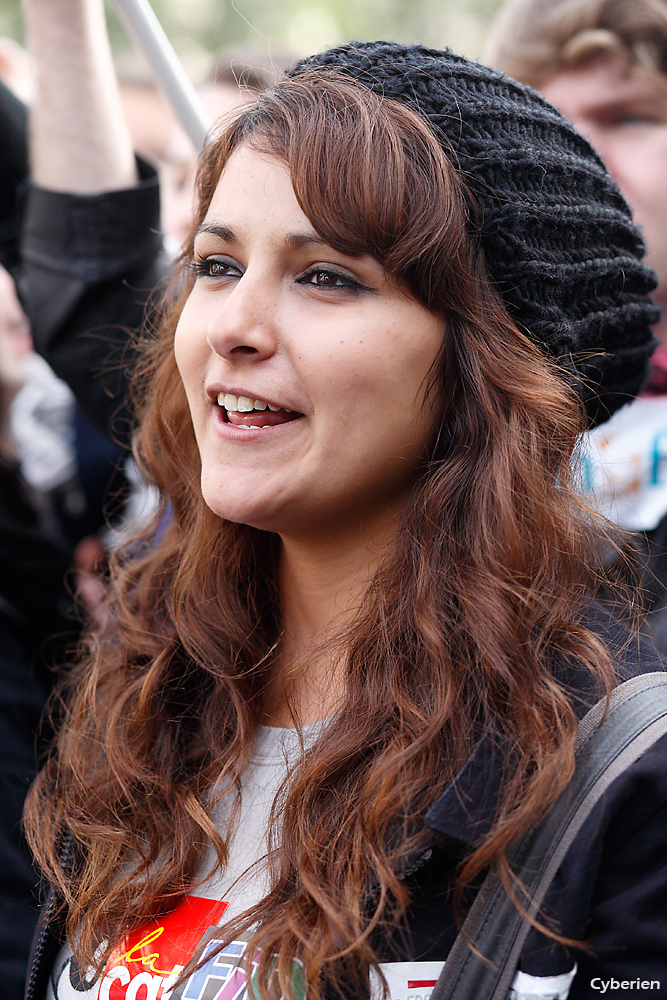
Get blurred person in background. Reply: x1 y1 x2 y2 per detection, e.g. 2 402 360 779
117 56 270 254
19 0 152 444
486 0 667 650
0 76 28 276
0 35 34 105
0 262 79 999
19 0 282 441
0 30 144 993
153 55 281 254
0 29 131 558
0 263 32 449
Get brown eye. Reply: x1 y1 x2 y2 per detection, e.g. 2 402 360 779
298 268 365 292
191 256 243 280
313 270 341 286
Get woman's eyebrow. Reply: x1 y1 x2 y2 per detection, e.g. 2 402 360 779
284 231 327 249
194 222 236 242
193 224 326 250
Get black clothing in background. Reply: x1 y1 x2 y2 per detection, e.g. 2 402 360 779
0 459 72 651
0 85 129 997
0 79 28 274
19 162 165 447
0 458 78 1000
0 626 49 999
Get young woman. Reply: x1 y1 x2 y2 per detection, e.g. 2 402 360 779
25 43 667 1000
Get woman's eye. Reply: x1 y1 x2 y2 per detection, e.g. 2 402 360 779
298 268 364 291
191 256 242 279
608 109 664 128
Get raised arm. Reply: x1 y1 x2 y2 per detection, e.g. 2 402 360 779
19 0 165 444
24 0 137 193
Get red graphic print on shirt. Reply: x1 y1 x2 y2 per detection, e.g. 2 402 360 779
96 895 227 998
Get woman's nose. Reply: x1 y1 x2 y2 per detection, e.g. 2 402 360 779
206 275 279 361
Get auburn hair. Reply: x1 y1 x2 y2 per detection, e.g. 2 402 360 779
25 74 617 998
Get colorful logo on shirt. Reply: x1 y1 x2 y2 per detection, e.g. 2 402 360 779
52 895 305 1000
97 895 228 998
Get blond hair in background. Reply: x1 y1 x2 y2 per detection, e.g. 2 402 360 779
485 0 667 87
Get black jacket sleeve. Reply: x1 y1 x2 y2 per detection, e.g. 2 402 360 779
18 161 167 448
0 79 28 273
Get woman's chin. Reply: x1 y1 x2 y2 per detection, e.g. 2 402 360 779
202 487 290 534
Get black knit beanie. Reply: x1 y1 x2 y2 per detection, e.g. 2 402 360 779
289 41 660 427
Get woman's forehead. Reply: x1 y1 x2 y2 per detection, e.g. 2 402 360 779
203 146 316 241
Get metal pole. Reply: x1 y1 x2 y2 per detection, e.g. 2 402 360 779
110 0 210 151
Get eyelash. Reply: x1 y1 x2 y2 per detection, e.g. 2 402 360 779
190 255 239 279
190 255 368 293
297 267 367 293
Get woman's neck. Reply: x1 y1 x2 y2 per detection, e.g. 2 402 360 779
263 514 398 727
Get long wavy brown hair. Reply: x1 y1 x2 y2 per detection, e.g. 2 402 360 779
25 73 617 998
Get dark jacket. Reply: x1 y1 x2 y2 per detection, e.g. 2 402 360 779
0 79 28 274
18 163 165 449
0 456 80 1000
24 605 667 999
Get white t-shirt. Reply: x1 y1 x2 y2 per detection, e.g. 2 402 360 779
44 723 576 1000
45 723 320 1000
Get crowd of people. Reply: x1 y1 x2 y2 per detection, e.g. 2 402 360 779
1 0 667 998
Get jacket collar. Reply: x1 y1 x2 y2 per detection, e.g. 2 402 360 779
425 730 508 849
424 602 662 849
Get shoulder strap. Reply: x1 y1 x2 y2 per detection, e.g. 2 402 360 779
431 671 667 1000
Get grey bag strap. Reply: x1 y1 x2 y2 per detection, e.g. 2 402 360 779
431 671 667 1000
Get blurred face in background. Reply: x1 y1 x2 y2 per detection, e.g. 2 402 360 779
541 54 667 340
121 79 252 256
160 81 254 255
0 265 32 403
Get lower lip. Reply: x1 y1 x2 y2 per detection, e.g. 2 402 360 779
213 407 304 440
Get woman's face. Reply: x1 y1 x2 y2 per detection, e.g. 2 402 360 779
175 144 446 539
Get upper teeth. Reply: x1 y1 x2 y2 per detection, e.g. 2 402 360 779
217 392 285 412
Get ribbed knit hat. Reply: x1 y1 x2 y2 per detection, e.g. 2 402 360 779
289 41 660 427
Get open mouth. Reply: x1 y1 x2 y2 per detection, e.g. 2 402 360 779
216 392 303 429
